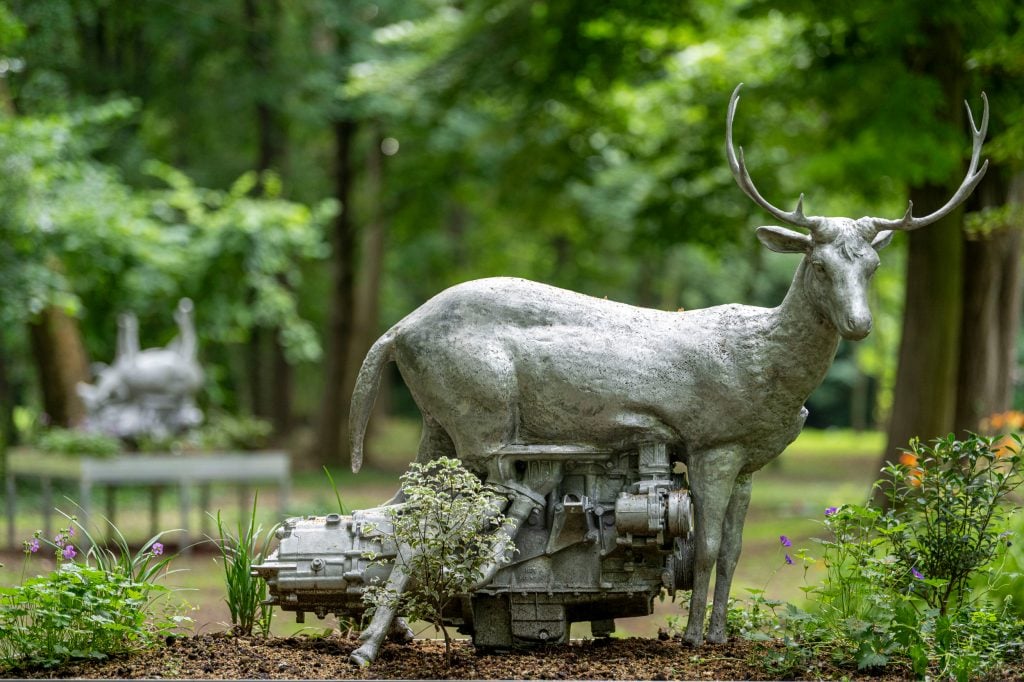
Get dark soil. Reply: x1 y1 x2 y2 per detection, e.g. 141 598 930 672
4 632 981 681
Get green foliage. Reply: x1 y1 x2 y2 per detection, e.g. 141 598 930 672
880 434 1023 614
363 457 512 665
323 466 349 515
136 413 274 453
144 162 336 364
1 0 1021 441
34 427 122 458
987 508 1024 619
192 413 273 452
211 493 277 637
0 99 332 415
60 511 180 587
729 434 1024 680
0 518 186 671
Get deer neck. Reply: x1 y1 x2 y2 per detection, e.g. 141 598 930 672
767 259 841 397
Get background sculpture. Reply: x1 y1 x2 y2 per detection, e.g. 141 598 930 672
77 298 204 442
256 85 988 665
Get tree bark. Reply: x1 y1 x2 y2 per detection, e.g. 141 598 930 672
243 0 292 431
0 331 14 446
246 329 266 418
315 118 359 466
342 129 389 460
881 186 964 464
270 333 293 434
878 21 966 495
954 169 1024 433
28 306 90 428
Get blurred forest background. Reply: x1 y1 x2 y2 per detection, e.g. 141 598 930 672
0 0 1022 473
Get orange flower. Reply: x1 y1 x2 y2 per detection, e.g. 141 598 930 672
994 436 1015 459
909 469 924 487
899 452 918 467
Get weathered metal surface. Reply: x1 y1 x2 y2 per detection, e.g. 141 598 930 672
318 85 989 663
255 443 693 649
77 298 203 440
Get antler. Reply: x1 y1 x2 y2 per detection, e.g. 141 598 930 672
873 93 989 232
726 83 819 231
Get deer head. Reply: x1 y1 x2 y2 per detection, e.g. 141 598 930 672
726 84 988 340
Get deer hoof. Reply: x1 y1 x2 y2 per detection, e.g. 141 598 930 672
349 645 375 667
389 617 415 643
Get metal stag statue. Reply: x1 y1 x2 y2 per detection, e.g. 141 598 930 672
254 85 988 665
77 298 204 441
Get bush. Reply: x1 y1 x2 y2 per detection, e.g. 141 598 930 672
363 457 513 665
194 413 273 451
136 413 273 453
34 428 122 457
0 518 187 670
729 434 1024 681
880 434 1022 615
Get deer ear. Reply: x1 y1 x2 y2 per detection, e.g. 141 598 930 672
871 230 894 252
756 226 812 254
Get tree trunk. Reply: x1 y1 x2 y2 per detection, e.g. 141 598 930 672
315 118 358 467
994 174 1024 411
28 306 90 428
877 21 966 501
882 186 964 463
0 331 14 446
270 333 292 434
342 129 389 460
954 169 1024 433
243 0 292 432
246 330 266 418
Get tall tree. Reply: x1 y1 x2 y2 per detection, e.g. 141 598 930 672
884 18 970 467
762 0 1023 478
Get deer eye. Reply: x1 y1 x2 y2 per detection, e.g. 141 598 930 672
811 261 827 276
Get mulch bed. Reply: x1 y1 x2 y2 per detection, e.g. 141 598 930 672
2 632 967 680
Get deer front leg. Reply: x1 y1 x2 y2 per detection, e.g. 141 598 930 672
350 563 412 667
351 490 534 666
706 473 753 643
683 451 742 647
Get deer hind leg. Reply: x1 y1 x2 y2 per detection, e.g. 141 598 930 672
706 473 753 643
381 414 456 506
350 562 412 667
682 450 743 647
349 462 555 666
413 412 457 466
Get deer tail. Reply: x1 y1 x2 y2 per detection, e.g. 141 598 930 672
349 330 397 473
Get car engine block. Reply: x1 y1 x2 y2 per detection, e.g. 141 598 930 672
254 443 695 648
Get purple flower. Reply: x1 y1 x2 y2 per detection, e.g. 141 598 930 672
911 567 924 580
67 526 74 538
785 554 794 565
825 506 838 517
780 535 792 548
29 538 39 553
54 535 64 548
62 544 76 561
152 542 164 556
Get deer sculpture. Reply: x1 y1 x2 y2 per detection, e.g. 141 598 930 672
345 84 988 663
